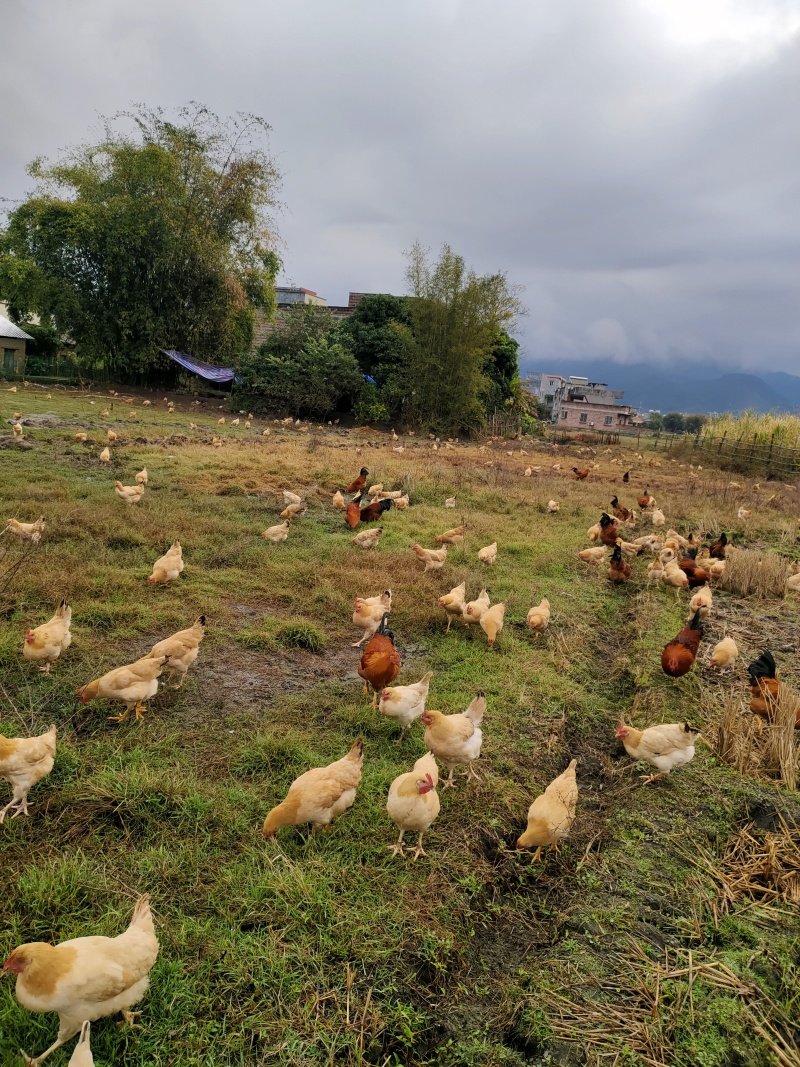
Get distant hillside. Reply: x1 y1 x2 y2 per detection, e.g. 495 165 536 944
524 359 800 414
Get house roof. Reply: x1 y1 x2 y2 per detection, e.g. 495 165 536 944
0 315 34 342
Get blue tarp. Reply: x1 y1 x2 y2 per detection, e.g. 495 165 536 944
161 349 238 383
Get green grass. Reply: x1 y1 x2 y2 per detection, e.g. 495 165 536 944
0 386 798 1066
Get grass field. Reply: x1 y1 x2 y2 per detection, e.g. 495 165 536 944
1 387 799 1067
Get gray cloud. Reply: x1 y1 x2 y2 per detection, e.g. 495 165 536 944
2 0 799 372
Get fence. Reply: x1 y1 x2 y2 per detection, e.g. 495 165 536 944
680 430 800 479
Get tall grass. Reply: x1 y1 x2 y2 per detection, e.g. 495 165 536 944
708 410 800 449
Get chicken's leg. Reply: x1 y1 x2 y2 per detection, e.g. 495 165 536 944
108 701 136 723
133 702 148 721
120 1009 142 1027
362 681 370 699
388 830 405 857
442 767 456 789
465 762 481 782
38 663 52 674
445 617 452 633
410 832 427 861
640 772 665 785
21 1021 81 1065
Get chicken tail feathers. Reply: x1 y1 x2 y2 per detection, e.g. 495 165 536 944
348 738 365 761
748 649 777 682
688 609 703 634
129 894 154 932
464 691 486 725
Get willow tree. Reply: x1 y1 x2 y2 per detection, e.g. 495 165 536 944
0 103 281 375
402 242 525 433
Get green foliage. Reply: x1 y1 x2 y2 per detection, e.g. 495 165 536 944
276 621 326 652
0 103 281 376
684 413 706 434
663 411 686 432
402 242 526 434
235 305 362 417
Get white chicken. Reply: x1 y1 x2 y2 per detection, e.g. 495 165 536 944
352 590 392 647
616 720 701 784
386 752 440 860
262 521 290 543
352 527 383 549
114 482 144 505
478 542 498 566
379 671 433 739
0 724 57 824
462 588 490 626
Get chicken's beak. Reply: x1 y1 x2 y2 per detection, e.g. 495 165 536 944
2 953 21 973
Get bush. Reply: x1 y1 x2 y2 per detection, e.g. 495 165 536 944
276 622 326 652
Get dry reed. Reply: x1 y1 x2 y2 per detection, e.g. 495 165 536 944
721 549 790 598
762 687 800 791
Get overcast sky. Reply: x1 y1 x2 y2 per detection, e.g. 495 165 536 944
2 0 799 373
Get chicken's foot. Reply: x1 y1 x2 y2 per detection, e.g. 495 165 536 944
133 703 148 722
108 703 135 723
38 663 52 674
464 763 482 782
442 769 456 789
640 772 665 785
410 833 427 861
120 1009 142 1028
388 831 405 857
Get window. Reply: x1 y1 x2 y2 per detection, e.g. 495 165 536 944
561 411 568 419
3 349 15 372
579 413 588 424
604 415 613 426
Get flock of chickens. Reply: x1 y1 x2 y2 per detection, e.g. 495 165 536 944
1 428 796 1065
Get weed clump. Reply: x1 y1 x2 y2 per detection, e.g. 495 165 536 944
721 549 789 598
276 621 326 652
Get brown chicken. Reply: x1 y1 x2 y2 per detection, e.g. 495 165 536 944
572 467 590 480
638 489 656 508
360 497 393 523
0 724 57 824
358 613 401 706
346 467 369 494
598 513 619 547
345 492 363 529
610 496 632 522
708 531 728 559
262 738 364 837
608 544 632 583
678 549 712 588
747 651 800 728
661 610 703 678
4 895 158 1065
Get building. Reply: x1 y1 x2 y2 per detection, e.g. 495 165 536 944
0 315 33 377
527 373 566 405
252 290 388 348
551 376 636 429
274 287 328 306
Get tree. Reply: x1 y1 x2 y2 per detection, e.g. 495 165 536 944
234 304 363 418
662 411 686 433
684 414 706 434
483 327 521 411
646 412 665 431
0 103 281 376
401 243 525 433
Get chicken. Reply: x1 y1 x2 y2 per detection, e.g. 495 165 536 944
386 752 440 859
358 614 401 706
647 557 665 583
463 588 490 626
147 540 184 585
352 527 383 548
68 1021 93 1067
114 481 144 505
422 693 485 787
678 551 712 589
345 493 363 529
262 520 290 542
709 636 738 670
662 558 689 594
379 671 433 739
12 422 24 438
148 616 205 688
623 470 630 483
135 468 148 485
527 597 550 633
280 502 307 520
688 584 713 619
737 506 751 520
4 894 158 1066
352 589 392 647
661 610 703 678
516 759 578 860
598 513 619 547
547 500 560 513
746 650 799 726
435 525 466 546
332 490 346 510
445 497 456 508
579 546 607 564
480 601 506 647
572 467 590 480
262 739 364 836
23 600 72 672
99 447 111 463
651 507 666 526
106 430 117 443
438 581 466 632
476 542 497 566
394 494 410 510
231 417 240 425
360 497 393 523
709 559 726 579
709 532 728 559
615 720 701 783
0 724 56 824
610 496 633 522
283 490 303 506
608 544 632 583
367 483 384 498
74 433 87 443
76 654 169 722
6 516 45 543
638 490 656 509
412 544 447 572
346 468 369 494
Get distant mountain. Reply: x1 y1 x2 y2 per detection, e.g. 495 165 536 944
523 358 800 414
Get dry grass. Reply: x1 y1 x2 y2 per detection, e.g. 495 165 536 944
762 687 800 791
720 548 790 598
703 687 761 777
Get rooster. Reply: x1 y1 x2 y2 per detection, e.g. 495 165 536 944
661 610 703 678
678 549 712 588
610 496 632 522
358 613 401 706
572 467 590 480
708 532 728 560
345 493 363 530
747 650 799 727
359 497 393 524
598 513 619 547
346 467 369 494
607 544 631 583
